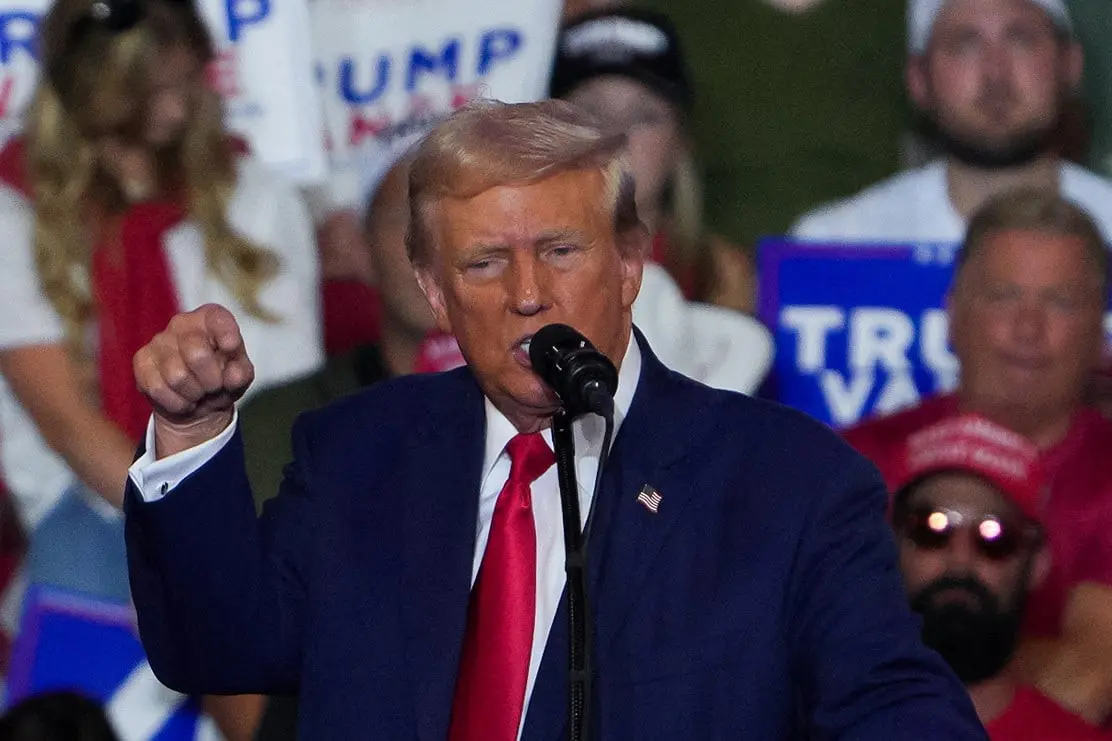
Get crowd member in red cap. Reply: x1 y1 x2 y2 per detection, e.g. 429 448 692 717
846 187 1112 723
891 414 1109 739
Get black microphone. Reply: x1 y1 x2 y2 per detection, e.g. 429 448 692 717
529 323 618 419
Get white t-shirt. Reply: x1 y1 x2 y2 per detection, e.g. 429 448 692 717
790 159 1112 244
0 156 324 529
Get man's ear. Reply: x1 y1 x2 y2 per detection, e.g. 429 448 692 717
906 56 931 111
945 282 968 358
944 285 958 323
1061 40 1084 93
416 267 453 334
617 225 647 310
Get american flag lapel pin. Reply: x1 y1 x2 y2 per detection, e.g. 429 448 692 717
636 484 663 514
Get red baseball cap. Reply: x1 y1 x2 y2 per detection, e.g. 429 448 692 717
891 414 1045 524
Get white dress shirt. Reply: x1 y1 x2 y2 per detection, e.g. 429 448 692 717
127 331 642 740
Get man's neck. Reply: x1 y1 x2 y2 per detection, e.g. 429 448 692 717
946 154 1060 222
378 316 425 378
968 672 1019 725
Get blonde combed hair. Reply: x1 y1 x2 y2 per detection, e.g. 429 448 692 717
406 99 640 269
28 0 277 354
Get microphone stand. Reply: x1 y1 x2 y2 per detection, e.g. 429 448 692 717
552 408 614 741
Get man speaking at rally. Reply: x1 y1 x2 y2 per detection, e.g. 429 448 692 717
123 100 985 739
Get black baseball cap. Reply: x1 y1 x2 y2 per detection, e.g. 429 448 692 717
550 8 693 114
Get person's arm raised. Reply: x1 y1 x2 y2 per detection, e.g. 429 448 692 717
128 302 310 695
133 303 255 459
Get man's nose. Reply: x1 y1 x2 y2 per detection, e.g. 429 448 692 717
987 52 1006 78
943 530 979 572
506 255 551 316
1012 300 1047 343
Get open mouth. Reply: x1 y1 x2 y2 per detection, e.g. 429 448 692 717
512 335 534 368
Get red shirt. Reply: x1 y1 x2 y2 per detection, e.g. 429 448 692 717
987 686 1110 740
844 395 1112 637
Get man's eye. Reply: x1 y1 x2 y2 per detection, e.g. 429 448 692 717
982 287 1018 303
941 33 980 55
1049 294 1079 312
464 258 502 277
549 244 579 258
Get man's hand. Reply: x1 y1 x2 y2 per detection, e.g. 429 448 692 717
133 304 254 458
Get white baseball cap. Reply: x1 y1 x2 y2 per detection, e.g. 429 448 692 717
907 0 1072 54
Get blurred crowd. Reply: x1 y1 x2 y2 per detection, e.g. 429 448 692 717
0 0 1109 738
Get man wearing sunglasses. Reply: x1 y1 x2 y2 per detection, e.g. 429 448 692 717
891 414 1108 739
845 187 1112 725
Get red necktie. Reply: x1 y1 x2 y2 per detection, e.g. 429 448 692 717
449 432 556 741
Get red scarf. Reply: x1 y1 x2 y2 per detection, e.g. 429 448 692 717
0 139 186 442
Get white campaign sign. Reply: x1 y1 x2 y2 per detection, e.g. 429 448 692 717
197 0 326 183
0 0 326 183
310 0 562 210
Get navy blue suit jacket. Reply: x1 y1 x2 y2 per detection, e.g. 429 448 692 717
125 335 987 740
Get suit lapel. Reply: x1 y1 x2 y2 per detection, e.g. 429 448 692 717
588 439 695 657
523 333 714 741
400 370 487 741
588 334 710 657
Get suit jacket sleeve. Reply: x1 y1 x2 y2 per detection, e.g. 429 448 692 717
125 416 318 696
784 449 989 740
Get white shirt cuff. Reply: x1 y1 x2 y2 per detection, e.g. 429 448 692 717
127 410 239 503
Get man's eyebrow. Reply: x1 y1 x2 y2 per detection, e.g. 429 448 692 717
535 229 584 245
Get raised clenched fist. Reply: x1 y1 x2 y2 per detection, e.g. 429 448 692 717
133 303 255 458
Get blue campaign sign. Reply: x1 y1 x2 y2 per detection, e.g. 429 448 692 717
758 238 1112 429
759 239 962 428
7 586 208 740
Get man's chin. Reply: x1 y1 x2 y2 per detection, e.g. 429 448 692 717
929 119 1056 170
486 374 563 423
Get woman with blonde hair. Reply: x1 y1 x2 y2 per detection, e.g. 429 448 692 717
0 0 321 605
